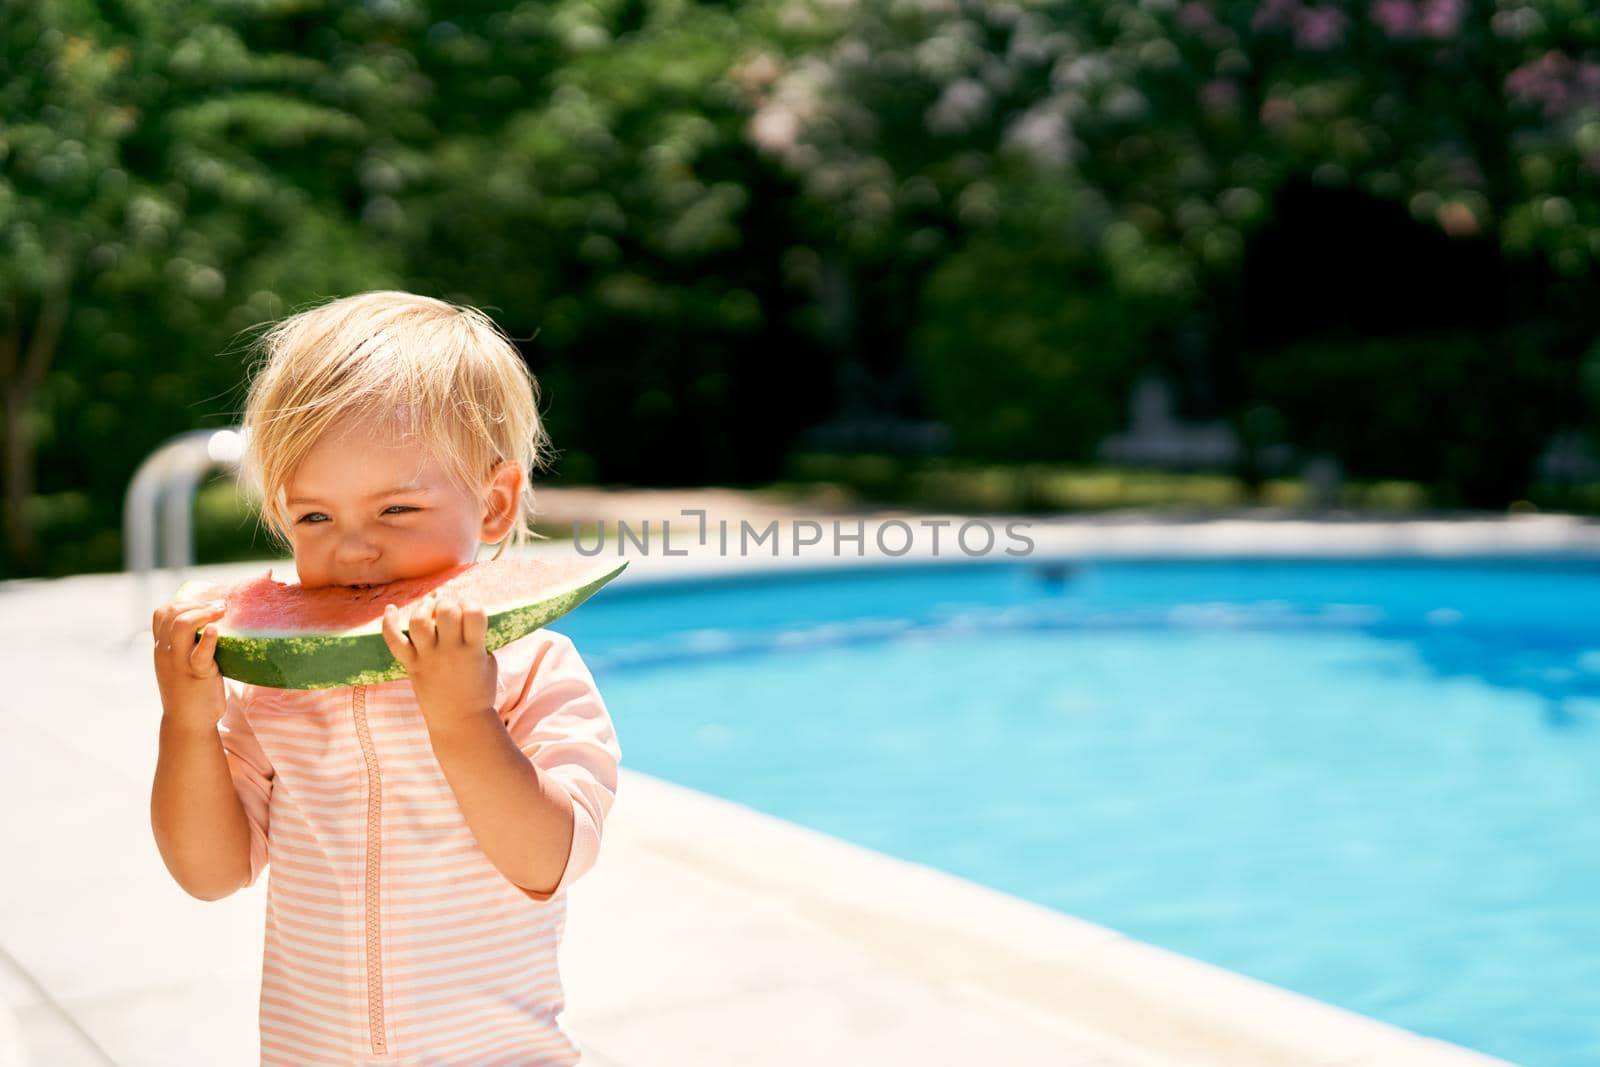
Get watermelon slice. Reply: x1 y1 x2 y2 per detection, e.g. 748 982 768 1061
174 556 628 690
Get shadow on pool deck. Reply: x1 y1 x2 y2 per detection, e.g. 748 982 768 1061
6 505 1583 1066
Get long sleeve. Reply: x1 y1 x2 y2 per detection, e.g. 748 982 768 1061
217 677 274 887
492 628 622 902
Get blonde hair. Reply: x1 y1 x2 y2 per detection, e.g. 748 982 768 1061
236 290 555 560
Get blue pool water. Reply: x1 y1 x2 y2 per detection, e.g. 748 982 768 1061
559 557 1600 1067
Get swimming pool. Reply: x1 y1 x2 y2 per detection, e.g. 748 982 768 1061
561 557 1600 1067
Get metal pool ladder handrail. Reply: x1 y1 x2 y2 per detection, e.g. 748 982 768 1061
123 426 247 638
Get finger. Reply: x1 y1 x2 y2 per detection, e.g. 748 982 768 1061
435 595 463 646
170 599 225 620
151 601 197 640
383 604 416 669
410 594 438 650
189 622 221 673
169 603 226 649
462 600 487 649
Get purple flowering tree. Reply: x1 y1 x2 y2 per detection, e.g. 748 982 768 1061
743 0 1600 505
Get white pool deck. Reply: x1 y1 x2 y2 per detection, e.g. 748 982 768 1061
6 504 1594 1066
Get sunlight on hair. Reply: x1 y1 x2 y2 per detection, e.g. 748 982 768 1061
236 290 555 561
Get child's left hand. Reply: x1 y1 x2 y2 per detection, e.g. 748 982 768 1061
382 593 498 732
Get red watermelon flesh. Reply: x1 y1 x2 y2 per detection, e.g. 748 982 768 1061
174 555 630 689
190 557 617 637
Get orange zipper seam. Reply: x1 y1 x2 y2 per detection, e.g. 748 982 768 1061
352 684 387 1056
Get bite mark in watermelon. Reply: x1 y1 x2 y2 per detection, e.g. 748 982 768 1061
175 556 628 690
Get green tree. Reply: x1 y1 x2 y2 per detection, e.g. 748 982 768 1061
378 0 821 484
747 0 1600 503
1 0 399 576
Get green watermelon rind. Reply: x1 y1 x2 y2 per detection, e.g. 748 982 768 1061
178 559 628 691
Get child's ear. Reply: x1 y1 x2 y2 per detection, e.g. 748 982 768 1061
480 461 524 542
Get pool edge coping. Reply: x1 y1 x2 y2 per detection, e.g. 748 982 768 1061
611 768 1516 1067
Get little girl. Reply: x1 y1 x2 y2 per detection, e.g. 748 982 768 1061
149 291 622 1066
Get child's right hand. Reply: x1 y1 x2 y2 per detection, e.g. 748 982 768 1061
151 597 230 730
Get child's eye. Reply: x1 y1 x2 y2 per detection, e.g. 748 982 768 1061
295 506 416 525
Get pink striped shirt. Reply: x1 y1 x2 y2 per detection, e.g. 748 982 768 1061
217 627 621 1066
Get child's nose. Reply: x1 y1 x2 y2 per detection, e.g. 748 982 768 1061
334 534 380 560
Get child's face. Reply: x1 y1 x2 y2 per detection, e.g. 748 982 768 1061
282 419 519 590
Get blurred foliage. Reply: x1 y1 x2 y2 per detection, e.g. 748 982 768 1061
1242 329 1572 507
750 0 1600 504
912 175 1159 461
782 451 1441 513
2 0 404 578
8 0 1600 578
361 0 830 486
